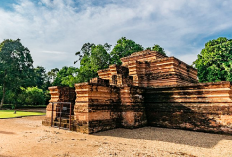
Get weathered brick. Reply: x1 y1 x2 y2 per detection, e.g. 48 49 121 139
43 50 232 135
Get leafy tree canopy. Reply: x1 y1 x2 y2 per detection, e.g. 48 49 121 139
53 66 79 87
110 37 143 65
4 87 45 107
23 86 45 105
74 43 111 82
193 37 232 82
33 66 47 90
151 44 166 56
0 39 34 108
73 37 166 83
47 68 59 83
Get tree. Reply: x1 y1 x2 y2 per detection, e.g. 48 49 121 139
193 37 232 82
24 87 45 105
74 38 167 83
3 89 20 107
74 43 94 64
151 44 166 56
110 37 144 65
89 44 111 72
0 39 34 108
74 43 111 82
33 66 47 89
53 66 79 87
47 68 59 83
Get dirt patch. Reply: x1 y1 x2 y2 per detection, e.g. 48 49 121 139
0 116 232 157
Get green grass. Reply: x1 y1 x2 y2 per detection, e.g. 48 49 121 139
0 110 45 118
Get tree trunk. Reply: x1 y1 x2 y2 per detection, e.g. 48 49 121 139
0 82 6 109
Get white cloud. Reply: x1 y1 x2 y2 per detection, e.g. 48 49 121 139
175 50 201 66
42 51 66 54
0 0 232 70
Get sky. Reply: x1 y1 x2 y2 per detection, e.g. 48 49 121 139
0 0 232 71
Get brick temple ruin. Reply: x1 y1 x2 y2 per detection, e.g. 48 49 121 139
42 50 232 134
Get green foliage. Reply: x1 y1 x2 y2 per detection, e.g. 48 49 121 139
0 38 168 107
0 86 2 100
193 37 232 82
0 39 34 88
74 43 94 64
91 44 111 71
74 43 111 82
4 90 18 105
0 39 57 107
44 90 51 105
53 66 79 87
2 89 25 108
73 37 166 83
23 87 45 105
47 68 59 83
0 39 34 108
152 44 166 56
110 37 144 65
3 87 46 107
33 66 48 90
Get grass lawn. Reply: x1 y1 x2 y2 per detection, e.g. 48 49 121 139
0 110 45 118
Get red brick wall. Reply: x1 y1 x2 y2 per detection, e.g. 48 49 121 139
73 79 147 133
144 81 232 134
74 81 121 133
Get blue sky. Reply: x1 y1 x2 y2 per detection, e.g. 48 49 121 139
0 0 232 70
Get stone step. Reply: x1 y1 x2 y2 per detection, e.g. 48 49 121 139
56 116 74 123
57 118 69 123
54 122 68 128
53 121 76 131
